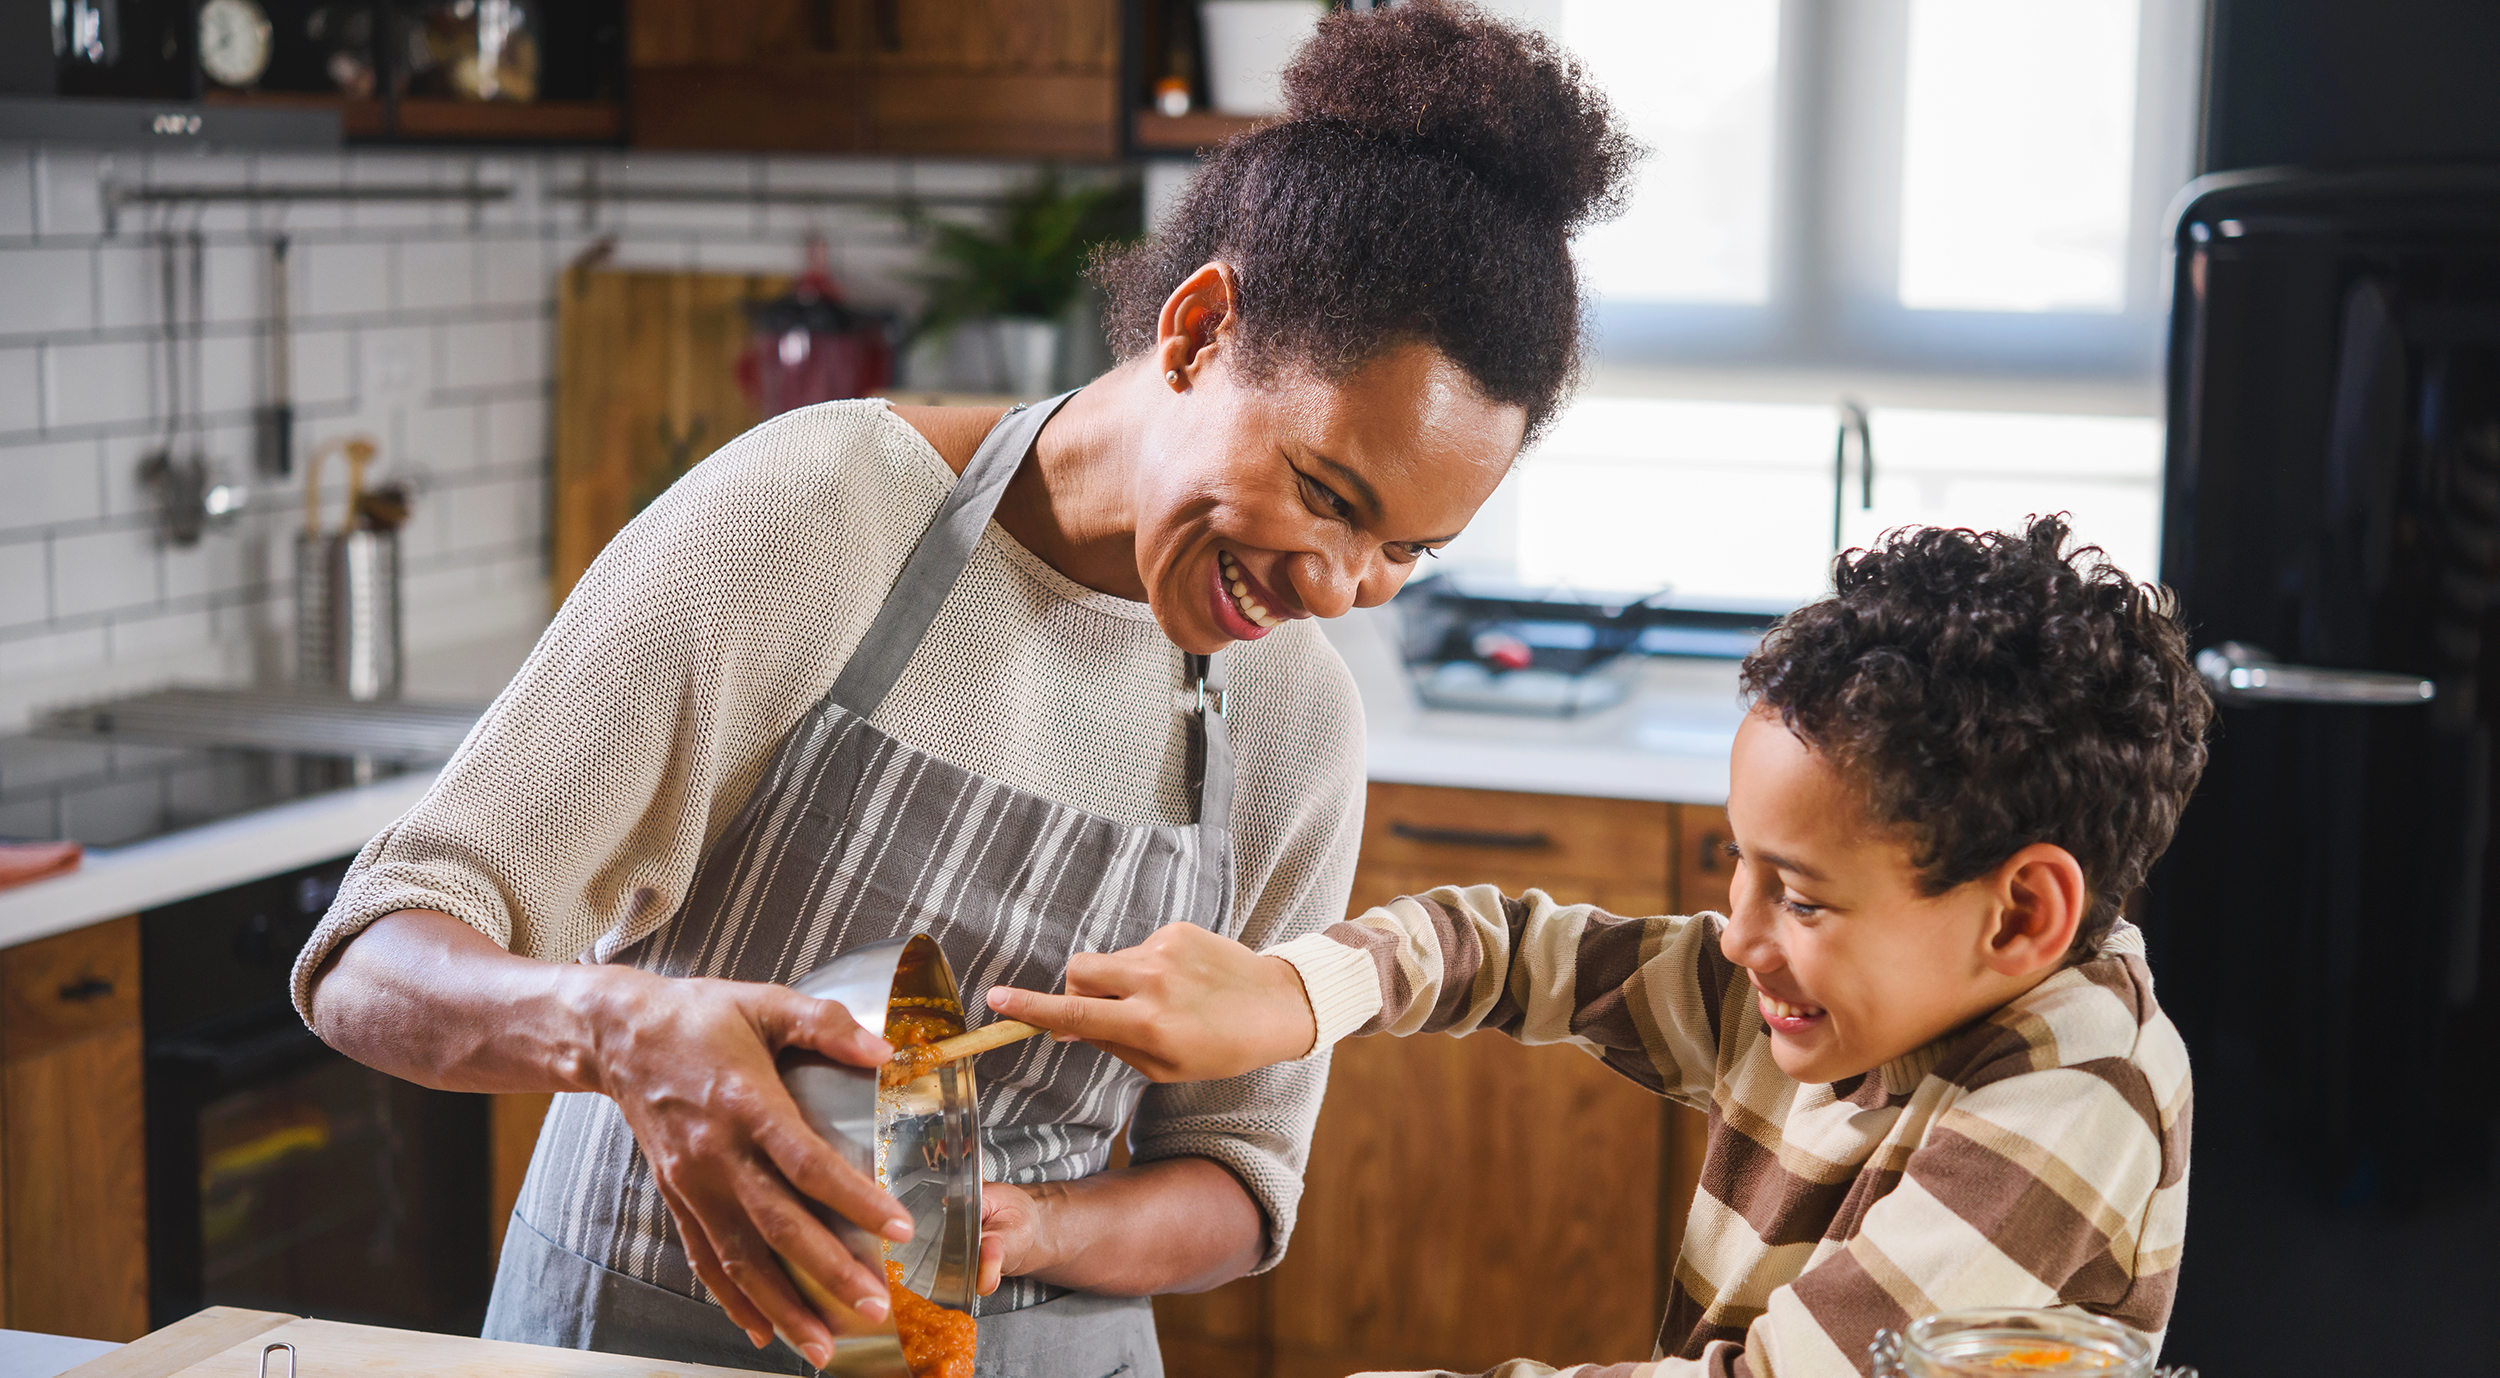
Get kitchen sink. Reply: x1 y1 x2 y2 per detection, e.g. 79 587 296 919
41 686 487 764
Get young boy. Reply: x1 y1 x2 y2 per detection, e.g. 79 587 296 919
990 516 2211 1377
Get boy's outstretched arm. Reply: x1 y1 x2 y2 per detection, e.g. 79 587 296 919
1346 1028 2187 1378
990 885 1729 1106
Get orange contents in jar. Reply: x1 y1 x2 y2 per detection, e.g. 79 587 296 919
886 1258 976 1378
882 1008 956 1089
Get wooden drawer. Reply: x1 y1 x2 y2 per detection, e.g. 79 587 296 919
2 916 140 1062
1671 804 1736 916
1362 784 1671 893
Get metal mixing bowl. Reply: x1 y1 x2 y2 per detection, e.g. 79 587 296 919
777 934 983 1375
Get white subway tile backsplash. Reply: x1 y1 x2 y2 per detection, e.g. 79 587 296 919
302 241 394 317
0 625 108 680
482 396 545 469
0 151 35 239
31 150 112 238
192 331 260 419
49 526 160 619
354 324 430 406
694 238 809 275
0 439 103 532
0 246 94 336
478 236 547 307
248 152 350 233
442 314 548 391
349 152 464 231
1 144 975 727
158 523 258 598
399 237 479 311
290 326 355 409
43 338 155 431
0 540 48 629
106 606 220 663
407 398 484 473
0 347 43 433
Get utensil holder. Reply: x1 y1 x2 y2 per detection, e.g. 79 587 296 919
295 528 402 700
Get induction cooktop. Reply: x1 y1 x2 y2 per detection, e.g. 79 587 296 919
0 735 414 848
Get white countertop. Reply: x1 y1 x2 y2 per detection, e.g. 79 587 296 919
0 614 1743 949
0 627 542 950
1324 606 1743 805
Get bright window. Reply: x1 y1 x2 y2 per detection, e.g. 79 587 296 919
1897 0 2143 313
1447 0 2204 605
1561 0 1781 306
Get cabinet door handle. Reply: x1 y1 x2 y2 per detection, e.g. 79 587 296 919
58 976 116 1002
1389 821 1553 851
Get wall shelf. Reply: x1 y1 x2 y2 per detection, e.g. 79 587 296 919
1130 110 1266 153
201 91 622 146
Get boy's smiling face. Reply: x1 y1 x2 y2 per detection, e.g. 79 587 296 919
1720 708 2077 1085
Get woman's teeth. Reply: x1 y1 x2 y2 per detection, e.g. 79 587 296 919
1219 551 1282 630
1762 995 1823 1021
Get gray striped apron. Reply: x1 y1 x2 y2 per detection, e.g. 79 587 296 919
484 393 1228 1377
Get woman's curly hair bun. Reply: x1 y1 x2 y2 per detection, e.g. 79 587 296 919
1094 0 1638 440
1281 1 1638 235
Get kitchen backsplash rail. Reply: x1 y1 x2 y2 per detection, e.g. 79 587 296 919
101 181 516 236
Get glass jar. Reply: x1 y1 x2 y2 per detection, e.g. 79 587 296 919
397 0 538 102
1870 1309 2187 1378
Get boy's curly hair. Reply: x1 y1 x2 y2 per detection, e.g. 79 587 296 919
1739 516 2213 960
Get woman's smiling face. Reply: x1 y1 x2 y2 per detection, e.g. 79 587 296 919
1132 336 1521 655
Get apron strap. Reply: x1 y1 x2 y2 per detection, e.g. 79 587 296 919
828 391 1078 718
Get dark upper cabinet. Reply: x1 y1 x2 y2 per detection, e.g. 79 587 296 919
629 0 1120 158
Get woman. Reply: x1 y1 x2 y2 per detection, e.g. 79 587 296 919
295 4 1634 1374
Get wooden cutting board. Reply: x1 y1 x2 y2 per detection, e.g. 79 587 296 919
552 266 788 608
64 1307 781 1377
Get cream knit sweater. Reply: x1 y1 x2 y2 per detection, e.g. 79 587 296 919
294 398 1370 1248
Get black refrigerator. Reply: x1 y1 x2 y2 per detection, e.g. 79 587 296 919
2147 166 2500 1372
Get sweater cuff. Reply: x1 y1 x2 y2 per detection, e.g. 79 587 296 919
1267 931 1384 1058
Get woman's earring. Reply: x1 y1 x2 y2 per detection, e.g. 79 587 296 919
1164 369 1184 391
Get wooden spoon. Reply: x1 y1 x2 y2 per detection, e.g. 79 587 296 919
881 1019 1043 1089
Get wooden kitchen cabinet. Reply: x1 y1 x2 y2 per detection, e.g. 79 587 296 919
630 0 1120 158
0 916 150 1341
1159 784 1726 1378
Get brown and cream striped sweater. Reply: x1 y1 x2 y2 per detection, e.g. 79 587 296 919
1267 887 2192 1378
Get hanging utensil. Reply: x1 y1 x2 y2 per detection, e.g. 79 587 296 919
140 227 247 545
257 234 293 477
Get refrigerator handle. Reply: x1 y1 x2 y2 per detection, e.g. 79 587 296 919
2195 642 2436 706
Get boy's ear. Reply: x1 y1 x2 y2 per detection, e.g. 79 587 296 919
1981 843 2088 977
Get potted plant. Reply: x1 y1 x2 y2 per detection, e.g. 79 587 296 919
906 168 1139 397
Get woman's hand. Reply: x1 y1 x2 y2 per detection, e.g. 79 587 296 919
984 923 1317 1082
975 1181 1043 1296
583 969 916 1365
306 910 912 1371
972 1159 1264 1297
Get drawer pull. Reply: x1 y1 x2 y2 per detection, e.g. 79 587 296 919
1390 821 1553 851
1696 832 1731 873
58 976 116 1003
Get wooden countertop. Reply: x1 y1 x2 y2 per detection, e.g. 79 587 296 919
63 1307 778 1378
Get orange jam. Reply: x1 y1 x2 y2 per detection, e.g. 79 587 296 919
882 1007 956 1088
885 1258 976 1378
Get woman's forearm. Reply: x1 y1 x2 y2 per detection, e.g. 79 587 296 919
1019 1157 1267 1296
305 908 623 1094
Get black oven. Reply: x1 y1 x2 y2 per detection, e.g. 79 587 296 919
142 857 491 1333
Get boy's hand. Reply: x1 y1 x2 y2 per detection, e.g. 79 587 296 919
985 924 1318 1082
